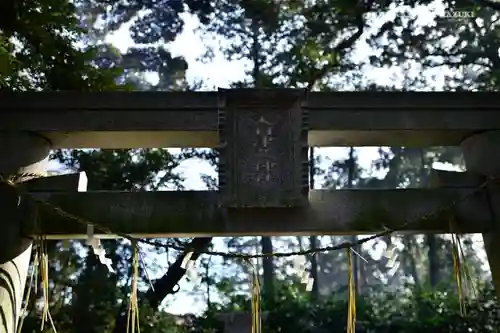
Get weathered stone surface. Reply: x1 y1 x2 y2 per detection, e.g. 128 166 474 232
429 169 485 188
4 89 500 324
25 188 493 238
460 130 500 298
4 91 497 111
304 91 498 109
0 132 51 175
0 131 51 333
3 91 500 148
19 172 88 192
0 91 219 110
218 88 308 207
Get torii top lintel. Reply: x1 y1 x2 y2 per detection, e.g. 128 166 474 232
1 89 500 149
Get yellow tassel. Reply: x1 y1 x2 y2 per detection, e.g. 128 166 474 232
449 216 475 316
40 252 48 331
248 260 261 333
451 232 466 316
347 248 356 333
127 241 140 333
38 237 57 332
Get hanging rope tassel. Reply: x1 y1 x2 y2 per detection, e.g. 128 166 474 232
248 260 262 333
38 237 58 332
127 241 141 333
347 248 356 333
451 231 466 316
449 216 476 317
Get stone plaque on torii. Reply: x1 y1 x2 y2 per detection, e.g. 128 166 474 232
1 89 500 333
218 89 309 208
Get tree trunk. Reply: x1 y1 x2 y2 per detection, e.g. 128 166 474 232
309 236 319 299
260 237 275 300
346 148 360 295
419 148 440 288
426 235 440 288
308 148 320 299
403 235 421 287
248 17 276 301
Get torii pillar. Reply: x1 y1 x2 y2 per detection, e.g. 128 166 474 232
0 132 51 333
461 130 500 296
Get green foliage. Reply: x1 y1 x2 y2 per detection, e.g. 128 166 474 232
367 0 500 91
189 284 500 333
74 0 202 90
52 148 184 190
0 0 124 91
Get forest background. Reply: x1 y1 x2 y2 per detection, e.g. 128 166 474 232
2 0 500 332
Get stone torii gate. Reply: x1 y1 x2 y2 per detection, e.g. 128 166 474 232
1 88 500 332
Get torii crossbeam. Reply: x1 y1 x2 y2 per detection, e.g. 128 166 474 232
1 89 500 333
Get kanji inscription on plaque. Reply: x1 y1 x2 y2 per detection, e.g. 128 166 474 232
218 88 309 208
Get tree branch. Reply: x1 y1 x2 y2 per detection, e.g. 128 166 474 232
112 237 213 333
145 237 213 309
306 13 365 90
